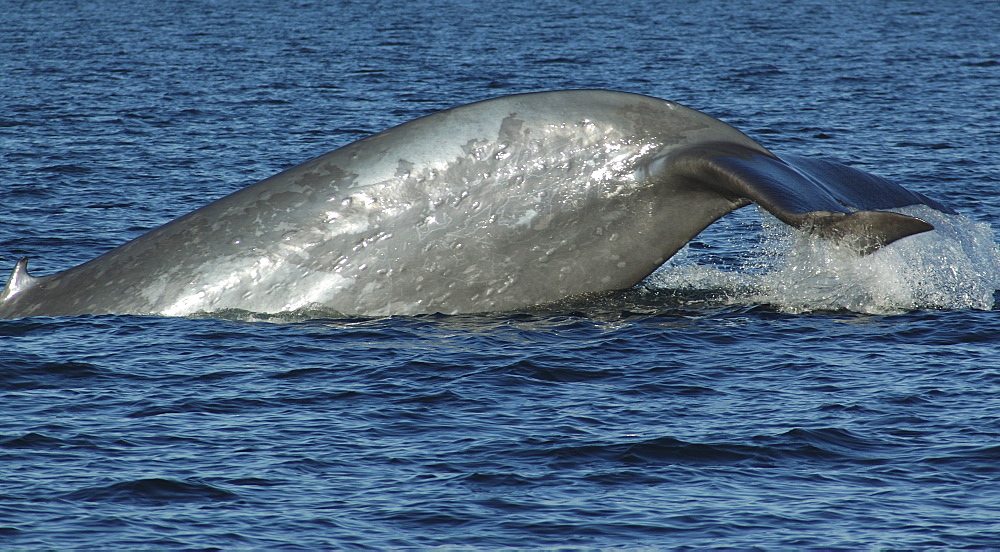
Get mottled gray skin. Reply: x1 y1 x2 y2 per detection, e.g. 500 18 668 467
0 90 944 318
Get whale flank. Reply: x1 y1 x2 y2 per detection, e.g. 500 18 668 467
0 90 953 318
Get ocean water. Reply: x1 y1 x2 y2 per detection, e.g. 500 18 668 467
2 0 1000 548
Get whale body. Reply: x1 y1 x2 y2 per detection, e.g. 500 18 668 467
0 90 953 318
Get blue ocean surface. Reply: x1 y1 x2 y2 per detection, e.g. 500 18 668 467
2 0 1000 548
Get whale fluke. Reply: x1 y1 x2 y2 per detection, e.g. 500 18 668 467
0 90 952 318
663 142 946 255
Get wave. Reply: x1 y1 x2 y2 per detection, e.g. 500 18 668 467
0 359 107 391
479 427 898 472
646 205 1000 314
60 478 239 505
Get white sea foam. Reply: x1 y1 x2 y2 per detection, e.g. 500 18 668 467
646 206 1000 314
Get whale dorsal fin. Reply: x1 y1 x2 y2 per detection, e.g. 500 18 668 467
0 258 41 302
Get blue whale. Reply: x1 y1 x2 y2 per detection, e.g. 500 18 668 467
0 90 952 318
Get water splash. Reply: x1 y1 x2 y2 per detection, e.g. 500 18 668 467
646 206 1000 314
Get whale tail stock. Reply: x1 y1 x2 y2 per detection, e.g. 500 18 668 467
0 91 959 318
665 141 945 255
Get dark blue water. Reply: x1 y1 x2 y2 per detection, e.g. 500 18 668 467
3 0 1000 548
